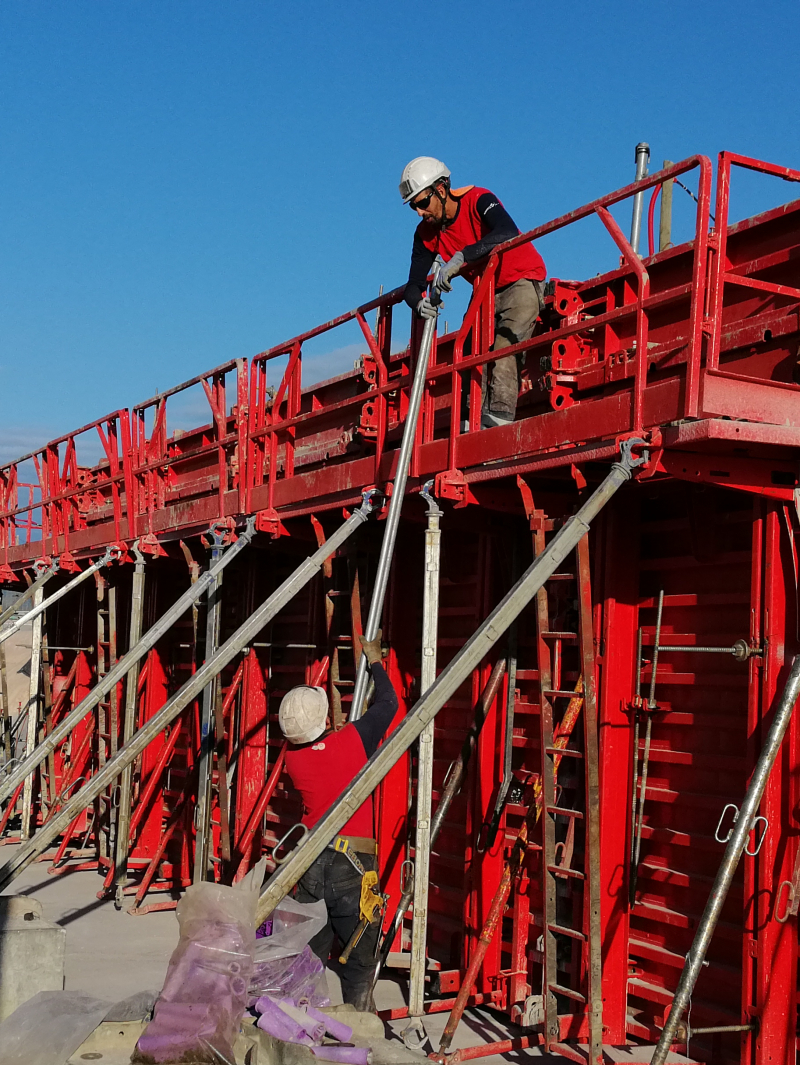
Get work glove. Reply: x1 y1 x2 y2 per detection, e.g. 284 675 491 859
433 251 465 294
359 629 384 666
416 296 438 320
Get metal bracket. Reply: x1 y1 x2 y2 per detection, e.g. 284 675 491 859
420 479 442 518
272 822 309 865
715 803 768 855
614 436 650 477
434 468 477 509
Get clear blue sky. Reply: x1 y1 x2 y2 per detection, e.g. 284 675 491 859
1 1 798 464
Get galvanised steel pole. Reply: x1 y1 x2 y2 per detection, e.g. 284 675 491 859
405 484 442 1040
113 546 146 909
0 520 257 810
651 653 800 1065
350 310 439 721
255 442 645 925
0 497 375 892
629 142 650 255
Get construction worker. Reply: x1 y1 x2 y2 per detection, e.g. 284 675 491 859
400 156 547 429
279 630 398 1012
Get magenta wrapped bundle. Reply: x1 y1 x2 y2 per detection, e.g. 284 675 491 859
249 944 329 1008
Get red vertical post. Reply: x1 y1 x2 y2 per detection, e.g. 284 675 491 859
752 505 798 1065
597 498 640 1042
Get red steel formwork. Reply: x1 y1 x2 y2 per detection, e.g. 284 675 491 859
0 151 799 1063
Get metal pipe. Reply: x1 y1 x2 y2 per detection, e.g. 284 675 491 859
376 657 507 978
193 529 226 882
0 497 375 891
0 521 257 810
0 549 117 648
651 652 800 1065
255 442 644 925
629 142 650 255
659 159 674 252
406 484 442 1035
114 546 146 909
0 563 58 629
350 311 439 720
20 587 44 840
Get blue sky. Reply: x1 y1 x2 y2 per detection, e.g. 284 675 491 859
1 1 798 464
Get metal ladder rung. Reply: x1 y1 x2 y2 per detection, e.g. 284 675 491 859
548 982 586 1004
546 573 574 582
546 864 584 880
540 631 579 640
543 690 584 701
548 922 587 942
546 746 583 759
547 805 584 820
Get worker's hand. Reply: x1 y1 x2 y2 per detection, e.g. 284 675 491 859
416 296 438 320
359 629 384 666
433 251 465 294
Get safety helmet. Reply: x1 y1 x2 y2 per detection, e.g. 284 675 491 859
278 685 329 745
399 157 451 203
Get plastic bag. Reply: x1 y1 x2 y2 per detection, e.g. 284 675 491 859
249 897 329 1007
0 990 112 1065
133 877 259 1064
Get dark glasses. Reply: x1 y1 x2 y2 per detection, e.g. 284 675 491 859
409 190 434 211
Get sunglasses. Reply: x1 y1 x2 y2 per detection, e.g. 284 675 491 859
409 190 434 212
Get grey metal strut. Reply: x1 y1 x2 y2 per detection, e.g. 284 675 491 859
0 521 256 810
651 651 800 1065
0 497 375 892
350 310 439 721
255 442 644 925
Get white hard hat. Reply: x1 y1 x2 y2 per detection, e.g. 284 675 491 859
278 685 329 745
399 157 451 203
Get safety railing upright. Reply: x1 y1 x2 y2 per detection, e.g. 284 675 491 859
246 286 409 529
0 410 133 567
706 151 800 386
129 357 248 534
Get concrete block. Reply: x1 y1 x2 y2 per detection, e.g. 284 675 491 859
0 893 66 1021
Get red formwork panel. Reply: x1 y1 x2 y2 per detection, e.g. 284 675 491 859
1 151 800 1063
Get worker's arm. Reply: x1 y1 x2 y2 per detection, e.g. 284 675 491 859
461 192 519 264
404 230 436 310
352 662 399 757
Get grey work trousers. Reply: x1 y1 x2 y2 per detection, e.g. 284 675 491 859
483 277 542 420
296 849 379 1012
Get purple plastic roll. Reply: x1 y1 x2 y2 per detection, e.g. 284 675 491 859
306 1007 353 1043
255 997 314 1046
312 1047 371 1065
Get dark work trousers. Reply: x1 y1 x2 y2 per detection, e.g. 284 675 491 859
296 849 379 1011
483 278 542 422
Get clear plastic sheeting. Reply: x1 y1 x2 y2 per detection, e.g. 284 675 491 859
0 990 112 1065
133 876 260 1064
249 897 329 1007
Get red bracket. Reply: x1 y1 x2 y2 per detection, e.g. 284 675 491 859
434 469 476 509
516 476 549 531
137 534 168 558
256 508 288 539
0 564 19 584
57 552 82 574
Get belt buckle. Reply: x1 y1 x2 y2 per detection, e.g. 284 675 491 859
333 836 349 855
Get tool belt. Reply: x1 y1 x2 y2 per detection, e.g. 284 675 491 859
328 834 377 858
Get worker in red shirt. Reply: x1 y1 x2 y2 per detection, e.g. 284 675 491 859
400 156 547 429
280 631 398 1012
